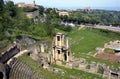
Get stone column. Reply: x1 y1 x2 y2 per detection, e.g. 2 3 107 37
66 37 69 49
56 36 57 46
108 71 111 79
62 35 64 46
55 49 58 60
41 44 44 53
52 48 55 59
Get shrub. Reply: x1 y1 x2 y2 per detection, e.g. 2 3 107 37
104 48 115 54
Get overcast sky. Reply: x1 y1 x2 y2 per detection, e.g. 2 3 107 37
12 0 120 9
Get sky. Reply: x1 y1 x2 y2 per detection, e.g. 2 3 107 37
11 0 120 10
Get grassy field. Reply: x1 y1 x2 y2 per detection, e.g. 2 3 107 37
19 54 102 79
68 27 120 67
68 27 120 55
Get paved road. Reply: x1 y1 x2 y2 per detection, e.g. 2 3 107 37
94 25 120 32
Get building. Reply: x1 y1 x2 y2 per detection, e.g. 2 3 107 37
55 9 70 16
84 6 91 13
17 0 39 23
52 32 72 63
17 0 38 8
58 11 70 16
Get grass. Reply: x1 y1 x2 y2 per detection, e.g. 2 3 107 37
104 48 115 54
52 64 103 79
68 27 120 67
78 53 120 68
0 40 11 54
7 28 54 42
68 27 113 55
1 26 120 78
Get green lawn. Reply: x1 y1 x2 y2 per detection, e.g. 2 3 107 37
68 27 112 55
68 27 120 67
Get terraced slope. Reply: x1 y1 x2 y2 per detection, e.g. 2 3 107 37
68 27 120 57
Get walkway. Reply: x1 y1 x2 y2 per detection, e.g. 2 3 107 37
94 25 120 32
7 50 29 64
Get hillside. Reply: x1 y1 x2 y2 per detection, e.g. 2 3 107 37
68 27 120 67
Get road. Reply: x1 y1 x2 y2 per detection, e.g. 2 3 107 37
94 25 120 32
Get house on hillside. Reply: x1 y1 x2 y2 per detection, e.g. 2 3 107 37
55 9 70 16
58 11 69 16
17 0 39 23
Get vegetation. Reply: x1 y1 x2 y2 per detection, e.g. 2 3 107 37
104 48 115 54
1 0 120 78
0 1 31 41
61 9 120 26
19 54 102 79
68 27 120 67
18 54 72 79
52 64 102 79
68 27 110 54
54 24 73 32
0 1 57 42
0 40 11 53
1 0 120 43
68 27 120 55
23 7 38 12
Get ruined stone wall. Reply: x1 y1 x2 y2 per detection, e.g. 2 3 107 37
52 33 72 63
0 63 7 79
104 40 120 49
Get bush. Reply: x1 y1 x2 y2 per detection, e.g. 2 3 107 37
86 65 90 69
104 48 115 54
54 24 72 32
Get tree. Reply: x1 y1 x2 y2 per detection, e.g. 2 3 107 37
0 0 4 11
38 5 44 15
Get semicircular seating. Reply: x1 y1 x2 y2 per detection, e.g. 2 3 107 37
8 58 45 79
9 58 33 79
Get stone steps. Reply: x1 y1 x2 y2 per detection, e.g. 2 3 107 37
9 58 33 79
8 58 45 79
32 72 44 79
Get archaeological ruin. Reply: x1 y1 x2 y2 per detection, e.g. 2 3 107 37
0 34 120 79
52 32 72 63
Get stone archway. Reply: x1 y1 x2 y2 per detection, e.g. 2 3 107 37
64 53 67 61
